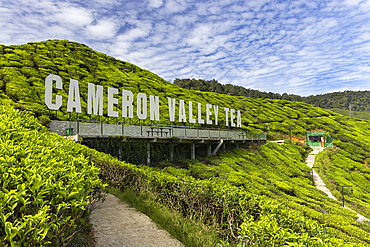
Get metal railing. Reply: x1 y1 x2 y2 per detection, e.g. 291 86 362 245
56 119 267 140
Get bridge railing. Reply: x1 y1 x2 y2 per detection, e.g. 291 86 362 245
52 119 266 140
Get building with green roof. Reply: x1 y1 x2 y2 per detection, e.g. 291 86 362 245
306 130 333 148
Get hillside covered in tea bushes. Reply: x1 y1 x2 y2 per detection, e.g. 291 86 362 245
2 40 370 245
0 39 331 131
0 102 362 246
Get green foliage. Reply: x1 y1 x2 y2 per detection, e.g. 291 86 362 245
315 146 370 221
187 143 370 245
0 40 348 133
0 104 106 246
3 39 370 246
87 145 360 246
109 187 221 247
82 137 191 168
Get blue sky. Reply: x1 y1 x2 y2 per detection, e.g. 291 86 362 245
1 0 370 96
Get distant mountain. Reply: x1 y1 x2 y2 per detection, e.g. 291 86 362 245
174 78 370 112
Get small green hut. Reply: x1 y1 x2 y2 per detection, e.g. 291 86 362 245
306 131 333 148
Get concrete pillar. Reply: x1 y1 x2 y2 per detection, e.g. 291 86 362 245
236 143 239 149
207 144 212 156
118 145 122 161
170 143 174 161
223 143 226 152
147 142 150 165
212 139 224 155
191 143 196 159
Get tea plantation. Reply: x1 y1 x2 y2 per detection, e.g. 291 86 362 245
2 40 370 246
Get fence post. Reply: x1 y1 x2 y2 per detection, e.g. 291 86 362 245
147 143 150 165
101 121 103 136
77 118 79 135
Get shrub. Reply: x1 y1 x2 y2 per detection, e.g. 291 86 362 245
0 105 106 246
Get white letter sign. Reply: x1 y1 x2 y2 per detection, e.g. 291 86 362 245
44 74 245 129
87 83 103 116
179 99 187 123
122 90 134 118
206 104 212 125
137 93 147 120
237 110 242 127
150 95 160 121
168 98 176 122
189 101 196 124
67 79 82 113
198 103 204 124
224 107 229 126
230 109 236 127
108 87 119 117
214 105 219 125
45 74 62 110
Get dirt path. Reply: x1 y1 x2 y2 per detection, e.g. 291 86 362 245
90 194 184 247
305 147 369 223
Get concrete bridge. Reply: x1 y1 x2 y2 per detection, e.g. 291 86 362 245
49 120 266 163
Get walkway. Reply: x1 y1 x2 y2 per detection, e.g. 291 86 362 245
90 194 184 247
305 147 369 223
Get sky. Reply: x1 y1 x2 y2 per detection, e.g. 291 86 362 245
1 0 370 96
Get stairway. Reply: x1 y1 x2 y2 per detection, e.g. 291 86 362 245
305 147 369 223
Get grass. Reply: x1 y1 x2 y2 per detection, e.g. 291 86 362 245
108 186 222 247
67 222 94 247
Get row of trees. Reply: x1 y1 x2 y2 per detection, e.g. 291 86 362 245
174 78 370 111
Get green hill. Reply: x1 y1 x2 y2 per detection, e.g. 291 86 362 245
0 39 332 132
2 40 370 245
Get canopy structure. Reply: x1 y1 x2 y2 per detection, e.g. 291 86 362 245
306 130 333 148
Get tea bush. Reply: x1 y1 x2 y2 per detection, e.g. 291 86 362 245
186 143 370 245
0 105 106 246
87 146 359 246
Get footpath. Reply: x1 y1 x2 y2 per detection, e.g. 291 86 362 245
89 194 184 247
89 147 369 246
305 147 369 223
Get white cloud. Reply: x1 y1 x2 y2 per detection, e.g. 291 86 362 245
344 0 362 6
117 22 153 42
164 0 188 14
1 0 370 96
86 20 118 39
148 0 163 8
54 7 93 27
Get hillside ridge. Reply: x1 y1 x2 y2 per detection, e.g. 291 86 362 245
174 78 370 113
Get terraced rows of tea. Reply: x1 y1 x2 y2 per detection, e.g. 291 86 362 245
2 40 370 246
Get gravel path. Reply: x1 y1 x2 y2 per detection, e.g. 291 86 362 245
90 194 184 247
